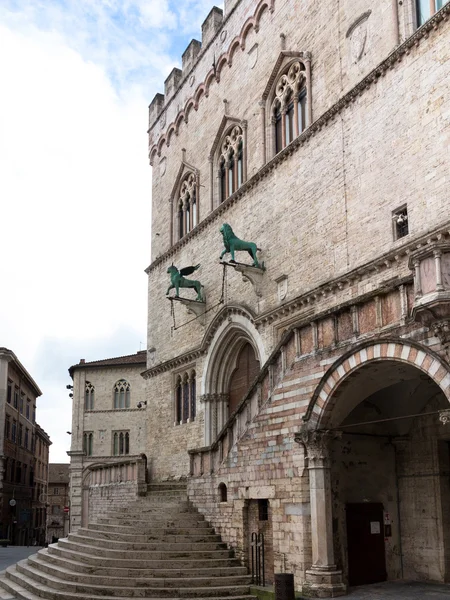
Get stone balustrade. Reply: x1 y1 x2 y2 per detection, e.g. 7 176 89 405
189 384 262 477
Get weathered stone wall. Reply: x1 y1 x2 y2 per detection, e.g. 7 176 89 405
144 0 450 592
88 482 139 522
147 15 450 363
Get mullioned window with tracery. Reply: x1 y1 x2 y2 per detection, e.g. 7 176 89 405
113 431 130 455
175 370 196 425
113 379 131 409
177 172 198 240
218 125 244 202
271 61 308 154
85 381 95 410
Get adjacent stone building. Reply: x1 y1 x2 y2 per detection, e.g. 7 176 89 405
33 424 51 546
67 352 148 530
0 348 50 546
143 0 450 596
46 463 69 543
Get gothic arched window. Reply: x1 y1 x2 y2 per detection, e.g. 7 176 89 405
113 379 130 409
271 61 308 155
174 370 196 424
218 125 244 202
85 381 95 411
177 172 198 240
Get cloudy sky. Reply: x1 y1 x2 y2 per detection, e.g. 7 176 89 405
0 0 219 462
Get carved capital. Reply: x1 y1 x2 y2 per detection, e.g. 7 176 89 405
200 393 228 404
294 427 341 466
432 320 450 347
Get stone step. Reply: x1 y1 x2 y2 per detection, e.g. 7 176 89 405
25 556 250 588
0 483 255 600
96 515 208 529
79 526 220 543
108 499 198 516
1 569 255 600
38 549 248 578
57 538 233 560
47 544 242 570
105 503 204 521
8 562 252 598
67 531 226 551
88 520 211 534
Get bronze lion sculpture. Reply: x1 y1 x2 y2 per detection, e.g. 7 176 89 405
220 223 261 268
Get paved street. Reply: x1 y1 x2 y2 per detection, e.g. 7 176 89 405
346 581 450 598
0 546 42 573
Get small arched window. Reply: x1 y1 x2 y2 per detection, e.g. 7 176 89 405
178 172 198 240
218 125 245 202
85 381 95 411
271 61 308 155
219 482 227 502
83 432 93 456
174 370 196 425
113 379 130 409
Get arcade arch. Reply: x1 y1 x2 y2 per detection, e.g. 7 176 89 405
202 310 266 444
299 342 450 592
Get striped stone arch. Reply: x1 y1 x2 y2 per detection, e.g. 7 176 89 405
306 339 450 428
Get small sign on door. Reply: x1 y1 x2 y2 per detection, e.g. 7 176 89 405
370 521 381 534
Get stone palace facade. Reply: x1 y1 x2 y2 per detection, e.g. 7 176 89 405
70 0 450 596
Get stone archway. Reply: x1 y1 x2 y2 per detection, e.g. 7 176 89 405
201 308 266 445
297 340 450 596
307 340 450 427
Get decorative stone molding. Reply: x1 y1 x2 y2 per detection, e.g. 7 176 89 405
233 263 265 297
433 320 450 348
170 296 207 326
149 2 449 164
142 304 256 379
148 0 275 159
200 393 228 404
304 338 450 426
294 427 341 466
409 242 450 340
439 409 450 425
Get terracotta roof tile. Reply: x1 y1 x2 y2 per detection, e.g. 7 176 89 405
69 351 146 376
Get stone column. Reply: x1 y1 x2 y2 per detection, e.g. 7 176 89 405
295 428 346 597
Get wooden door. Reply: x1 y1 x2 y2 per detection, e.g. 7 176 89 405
346 502 387 586
228 343 259 415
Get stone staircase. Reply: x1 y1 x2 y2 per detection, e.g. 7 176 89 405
0 482 255 600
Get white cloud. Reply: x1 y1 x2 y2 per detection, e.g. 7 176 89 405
0 0 221 462
0 22 150 461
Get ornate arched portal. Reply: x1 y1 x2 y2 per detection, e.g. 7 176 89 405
297 340 450 595
202 308 266 444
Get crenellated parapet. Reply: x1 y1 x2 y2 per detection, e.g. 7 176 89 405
164 68 183 102
147 0 276 161
202 6 224 47
182 39 202 75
